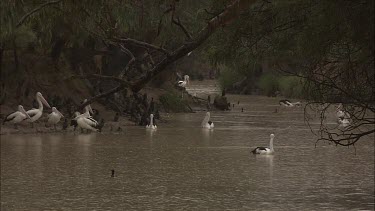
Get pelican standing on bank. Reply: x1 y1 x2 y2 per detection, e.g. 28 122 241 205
146 113 157 130
251 134 275 155
47 107 64 130
201 112 214 129
3 105 31 129
74 101 99 132
74 112 99 132
25 92 51 128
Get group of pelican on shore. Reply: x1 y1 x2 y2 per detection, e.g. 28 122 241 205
2 91 160 132
3 92 52 129
3 93 101 132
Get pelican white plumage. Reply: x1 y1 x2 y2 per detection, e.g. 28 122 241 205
336 104 350 119
251 134 275 155
47 107 64 130
177 75 189 88
146 113 157 130
3 105 31 128
74 101 99 132
279 99 301 107
336 104 351 126
338 118 350 127
24 92 51 127
201 112 214 129
82 99 94 118
184 75 190 85
74 113 99 132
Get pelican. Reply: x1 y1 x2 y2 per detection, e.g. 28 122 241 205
184 75 190 85
146 113 157 130
336 104 350 119
177 75 189 87
47 107 64 130
3 105 31 129
251 134 275 155
81 99 93 117
279 99 301 107
338 117 350 127
74 112 99 132
201 112 214 129
74 101 99 132
24 92 51 127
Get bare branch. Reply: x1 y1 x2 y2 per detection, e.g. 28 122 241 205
118 44 136 79
114 37 171 56
172 17 193 40
16 0 63 28
65 74 130 86
79 85 126 110
130 0 257 92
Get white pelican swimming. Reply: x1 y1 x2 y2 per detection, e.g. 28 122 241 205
177 75 189 88
336 104 351 126
47 107 64 130
336 104 350 118
279 99 302 107
201 112 214 129
24 92 51 127
3 105 31 128
338 118 350 127
146 113 157 130
251 134 275 155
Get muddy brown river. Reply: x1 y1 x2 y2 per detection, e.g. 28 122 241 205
1 81 374 210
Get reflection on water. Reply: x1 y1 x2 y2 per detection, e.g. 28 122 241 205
1 92 374 210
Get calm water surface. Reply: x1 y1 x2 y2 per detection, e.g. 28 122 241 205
1 84 374 210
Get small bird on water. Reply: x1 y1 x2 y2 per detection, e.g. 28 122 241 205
111 169 115 177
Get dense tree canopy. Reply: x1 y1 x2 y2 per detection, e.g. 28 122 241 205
206 0 374 146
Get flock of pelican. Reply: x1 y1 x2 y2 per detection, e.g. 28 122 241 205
2 91 160 132
3 92 51 129
2 86 350 156
3 93 99 132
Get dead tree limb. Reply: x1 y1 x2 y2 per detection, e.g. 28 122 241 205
67 0 256 108
130 0 256 92
172 17 193 40
79 85 126 110
114 38 171 56
66 74 130 86
118 44 136 79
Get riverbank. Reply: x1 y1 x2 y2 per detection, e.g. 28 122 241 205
0 80 221 135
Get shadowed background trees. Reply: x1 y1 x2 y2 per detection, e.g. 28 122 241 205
1 0 374 145
206 0 374 146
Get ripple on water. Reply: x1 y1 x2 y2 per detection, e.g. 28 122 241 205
1 90 374 210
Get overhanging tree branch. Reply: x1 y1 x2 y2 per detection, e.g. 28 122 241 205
113 37 171 56
16 0 63 28
118 44 136 79
172 17 193 40
130 0 257 92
